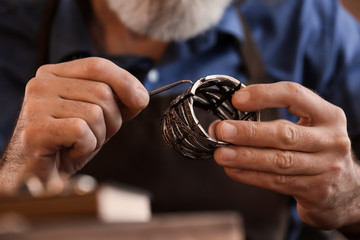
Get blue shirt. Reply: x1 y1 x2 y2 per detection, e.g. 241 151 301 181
1 0 359 151
0 0 360 239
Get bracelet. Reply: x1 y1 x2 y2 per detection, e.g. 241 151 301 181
160 75 259 160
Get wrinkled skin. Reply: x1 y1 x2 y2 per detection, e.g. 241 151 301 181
210 82 360 231
1 57 359 233
0 57 149 191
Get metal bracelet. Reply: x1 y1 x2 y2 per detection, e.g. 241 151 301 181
160 75 259 160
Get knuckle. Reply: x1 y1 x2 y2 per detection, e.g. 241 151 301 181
326 129 351 155
274 174 289 185
243 123 257 143
273 175 302 191
332 105 347 124
87 104 104 126
35 64 52 76
94 82 114 103
333 136 351 155
328 160 344 178
83 57 109 76
314 186 334 205
332 104 344 115
324 106 351 154
255 84 271 99
25 77 41 95
285 82 303 98
25 76 52 97
251 84 273 106
277 122 298 146
25 77 36 91
243 149 256 165
71 119 90 140
274 151 294 170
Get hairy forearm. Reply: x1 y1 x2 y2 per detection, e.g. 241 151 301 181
0 158 22 194
0 135 27 194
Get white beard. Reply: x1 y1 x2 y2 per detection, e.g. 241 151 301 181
105 0 232 41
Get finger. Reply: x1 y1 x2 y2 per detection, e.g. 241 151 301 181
214 146 325 175
21 117 98 176
58 148 99 175
208 120 221 139
36 57 149 111
48 98 107 149
223 167 310 197
224 168 331 209
31 75 123 138
215 119 331 152
28 117 97 160
232 82 342 125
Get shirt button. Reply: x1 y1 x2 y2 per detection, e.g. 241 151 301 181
148 69 159 83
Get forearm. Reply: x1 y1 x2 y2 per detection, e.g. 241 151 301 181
0 160 24 195
0 132 27 195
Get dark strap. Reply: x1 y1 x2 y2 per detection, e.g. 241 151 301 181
36 0 59 69
352 135 360 159
236 9 273 84
235 9 280 121
36 0 92 68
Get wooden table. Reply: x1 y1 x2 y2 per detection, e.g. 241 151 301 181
0 212 244 240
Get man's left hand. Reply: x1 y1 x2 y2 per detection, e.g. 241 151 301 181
212 82 360 230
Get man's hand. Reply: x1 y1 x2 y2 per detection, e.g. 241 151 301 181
0 57 149 192
211 82 360 230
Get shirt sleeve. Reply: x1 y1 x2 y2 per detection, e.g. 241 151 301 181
296 0 360 157
316 1 360 157
242 0 360 157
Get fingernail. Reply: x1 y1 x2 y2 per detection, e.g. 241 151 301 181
220 122 238 140
233 90 251 104
135 87 150 108
220 147 237 162
208 120 221 139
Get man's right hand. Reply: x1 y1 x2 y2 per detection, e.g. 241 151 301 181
0 57 149 192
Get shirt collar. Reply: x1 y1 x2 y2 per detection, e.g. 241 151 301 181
158 5 245 65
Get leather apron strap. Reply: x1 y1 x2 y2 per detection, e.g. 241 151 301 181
236 10 271 84
236 10 281 122
36 0 59 69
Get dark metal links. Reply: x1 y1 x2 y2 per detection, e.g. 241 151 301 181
161 75 259 160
